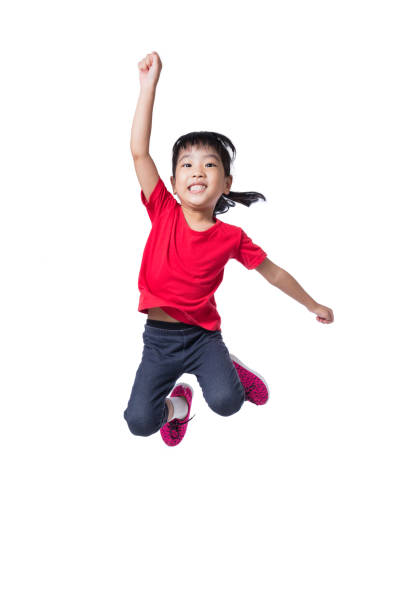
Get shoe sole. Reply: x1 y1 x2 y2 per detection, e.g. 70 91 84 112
229 353 270 400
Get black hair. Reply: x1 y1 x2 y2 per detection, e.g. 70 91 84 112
171 131 266 216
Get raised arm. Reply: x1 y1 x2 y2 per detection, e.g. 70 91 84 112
130 52 162 201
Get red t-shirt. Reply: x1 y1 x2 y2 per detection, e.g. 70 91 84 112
137 177 267 331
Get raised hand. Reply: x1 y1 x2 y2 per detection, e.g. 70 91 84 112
138 51 162 89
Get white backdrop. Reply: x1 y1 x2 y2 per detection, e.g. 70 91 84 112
1 1 407 610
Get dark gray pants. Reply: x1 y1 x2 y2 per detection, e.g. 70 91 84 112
124 319 246 437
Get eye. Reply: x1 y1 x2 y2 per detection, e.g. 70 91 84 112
181 162 216 168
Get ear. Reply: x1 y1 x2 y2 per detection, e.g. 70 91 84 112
224 175 233 195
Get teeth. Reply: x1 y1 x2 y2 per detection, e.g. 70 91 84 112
189 185 206 192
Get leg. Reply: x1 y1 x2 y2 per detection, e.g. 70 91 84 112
185 329 245 417
165 398 175 421
124 327 184 436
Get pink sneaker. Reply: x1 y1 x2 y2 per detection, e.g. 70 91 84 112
229 354 269 405
160 383 195 447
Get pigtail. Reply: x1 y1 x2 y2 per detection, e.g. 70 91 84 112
214 190 266 216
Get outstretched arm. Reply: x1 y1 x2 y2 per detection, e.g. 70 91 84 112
255 258 334 324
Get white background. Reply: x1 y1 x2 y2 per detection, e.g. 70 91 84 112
1 1 407 610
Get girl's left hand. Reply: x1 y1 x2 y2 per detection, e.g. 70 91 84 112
308 303 334 324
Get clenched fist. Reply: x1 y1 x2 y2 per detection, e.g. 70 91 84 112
138 51 162 89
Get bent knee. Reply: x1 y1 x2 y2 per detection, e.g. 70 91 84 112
209 391 244 417
123 409 160 437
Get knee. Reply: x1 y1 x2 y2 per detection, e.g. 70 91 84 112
123 408 160 437
209 389 245 417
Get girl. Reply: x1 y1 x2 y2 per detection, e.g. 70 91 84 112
124 51 334 447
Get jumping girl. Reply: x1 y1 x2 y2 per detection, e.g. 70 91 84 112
124 51 334 447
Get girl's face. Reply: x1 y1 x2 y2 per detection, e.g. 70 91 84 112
171 145 232 211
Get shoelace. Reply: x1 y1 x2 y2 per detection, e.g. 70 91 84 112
166 413 196 440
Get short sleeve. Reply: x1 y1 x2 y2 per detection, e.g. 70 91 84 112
233 228 267 270
141 177 177 223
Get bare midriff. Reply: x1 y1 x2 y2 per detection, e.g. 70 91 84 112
147 307 182 323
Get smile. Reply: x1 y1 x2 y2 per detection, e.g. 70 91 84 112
188 185 207 193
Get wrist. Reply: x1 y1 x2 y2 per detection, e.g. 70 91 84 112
139 82 157 95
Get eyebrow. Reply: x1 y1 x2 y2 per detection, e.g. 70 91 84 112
178 153 221 162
